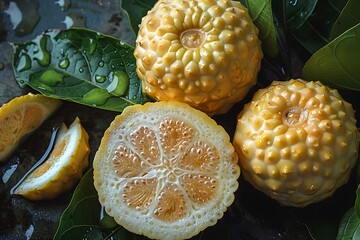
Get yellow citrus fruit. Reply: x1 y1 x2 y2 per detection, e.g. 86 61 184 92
13 117 90 201
233 79 359 207
0 93 62 162
93 101 240 240
134 0 263 115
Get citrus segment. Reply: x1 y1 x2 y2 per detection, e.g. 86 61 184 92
93 101 240 240
13 117 90 200
0 93 62 161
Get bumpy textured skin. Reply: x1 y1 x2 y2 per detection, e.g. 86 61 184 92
233 79 359 207
134 0 263 115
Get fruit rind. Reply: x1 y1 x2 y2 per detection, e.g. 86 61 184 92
93 101 240 240
233 79 359 207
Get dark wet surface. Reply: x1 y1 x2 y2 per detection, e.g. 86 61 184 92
0 1 359 240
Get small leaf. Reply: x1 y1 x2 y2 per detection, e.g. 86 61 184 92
331 0 360 39
302 23 360 91
245 0 279 57
11 28 151 112
121 0 157 34
54 168 101 240
336 207 360 240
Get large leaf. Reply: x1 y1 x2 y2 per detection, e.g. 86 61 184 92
284 0 317 31
302 23 360 91
282 0 348 54
330 0 360 39
244 0 279 57
11 28 150 112
121 0 157 34
336 207 360 240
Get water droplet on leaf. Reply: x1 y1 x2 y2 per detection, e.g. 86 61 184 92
16 54 31 72
58 58 69 69
106 70 129 96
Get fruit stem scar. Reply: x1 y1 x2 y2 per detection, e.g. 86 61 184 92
180 29 206 49
283 107 307 127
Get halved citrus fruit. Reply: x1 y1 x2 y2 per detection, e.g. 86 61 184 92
93 101 240 240
0 93 62 162
13 117 90 200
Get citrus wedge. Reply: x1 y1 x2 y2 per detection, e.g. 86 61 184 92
0 93 62 162
93 101 240 240
13 117 90 200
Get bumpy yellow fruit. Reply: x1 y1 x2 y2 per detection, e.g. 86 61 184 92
134 0 263 115
233 79 359 207
93 101 239 240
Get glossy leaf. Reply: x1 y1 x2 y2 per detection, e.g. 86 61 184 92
331 0 360 39
121 0 157 34
355 185 360 218
336 207 360 240
302 23 360 91
285 0 317 31
245 0 279 57
53 168 101 239
11 28 150 112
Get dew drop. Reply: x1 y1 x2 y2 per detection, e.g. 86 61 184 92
16 54 31 72
58 57 69 69
79 67 84 73
106 70 129 96
95 75 106 83
98 61 104 67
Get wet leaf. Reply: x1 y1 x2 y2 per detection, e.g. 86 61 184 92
121 0 157 34
244 0 279 57
336 207 360 240
284 0 317 31
330 0 360 39
11 28 151 112
302 23 360 91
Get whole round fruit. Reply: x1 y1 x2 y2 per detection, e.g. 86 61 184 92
134 0 263 115
233 79 359 207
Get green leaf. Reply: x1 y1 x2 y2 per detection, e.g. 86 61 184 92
285 0 317 31
331 0 360 39
336 207 360 240
302 23 360 91
355 185 360 218
11 28 151 112
121 0 157 34
53 168 101 239
244 0 279 57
